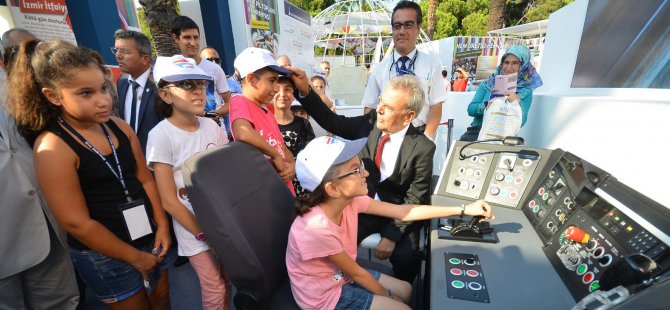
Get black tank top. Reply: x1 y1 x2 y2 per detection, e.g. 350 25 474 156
47 120 154 250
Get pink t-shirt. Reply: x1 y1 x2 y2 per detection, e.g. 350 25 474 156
286 196 371 310
230 95 295 195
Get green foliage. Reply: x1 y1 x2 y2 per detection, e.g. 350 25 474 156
288 0 335 16
462 12 489 35
524 0 574 22
137 7 156 58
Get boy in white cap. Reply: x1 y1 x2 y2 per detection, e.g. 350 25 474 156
146 55 232 309
230 47 295 196
286 136 494 310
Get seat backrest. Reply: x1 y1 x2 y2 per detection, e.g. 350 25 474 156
183 142 296 308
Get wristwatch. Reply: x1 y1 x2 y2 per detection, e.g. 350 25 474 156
196 232 207 241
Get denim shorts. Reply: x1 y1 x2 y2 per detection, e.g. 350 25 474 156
69 241 168 303
335 268 381 310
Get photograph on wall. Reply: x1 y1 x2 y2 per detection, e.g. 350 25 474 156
244 0 280 55
6 0 76 45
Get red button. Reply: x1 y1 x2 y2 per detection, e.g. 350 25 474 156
510 191 518 199
515 177 523 184
538 188 545 195
466 270 479 277
450 268 463 276
582 272 595 284
529 200 536 207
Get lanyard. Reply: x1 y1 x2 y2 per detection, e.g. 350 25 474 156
391 52 418 76
58 118 133 203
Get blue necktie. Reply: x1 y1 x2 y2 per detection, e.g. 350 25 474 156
398 56 410 76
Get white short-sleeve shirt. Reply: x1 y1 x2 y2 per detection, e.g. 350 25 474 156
362 48 447 127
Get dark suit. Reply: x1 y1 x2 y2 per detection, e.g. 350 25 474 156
297 90 435 281
117 77 164 153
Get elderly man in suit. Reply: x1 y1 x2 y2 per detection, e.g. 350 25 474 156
113 29 163 152
289 69 435 282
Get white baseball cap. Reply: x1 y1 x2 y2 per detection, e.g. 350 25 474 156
153 55 213 84
234 47 291 78
296 136 367 192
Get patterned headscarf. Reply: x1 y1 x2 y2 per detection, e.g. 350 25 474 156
483 45 543 91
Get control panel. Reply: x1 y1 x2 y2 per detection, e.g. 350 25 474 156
436 141 561 209
543 186 670 301
444 253 490 303
522 152 608 242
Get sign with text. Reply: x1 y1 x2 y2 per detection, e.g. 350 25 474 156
7 0 76 45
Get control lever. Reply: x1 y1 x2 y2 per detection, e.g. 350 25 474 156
450 216 485 238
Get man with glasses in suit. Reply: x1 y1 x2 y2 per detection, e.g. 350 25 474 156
113 29 164 152
362 1 446 142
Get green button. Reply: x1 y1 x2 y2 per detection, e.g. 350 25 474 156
589 280 600 292
449 258 461 265
577 264 588 275
614 216 620 222
542 193 549 200
451 280 465 289
533 205 540 213
589 281 600 292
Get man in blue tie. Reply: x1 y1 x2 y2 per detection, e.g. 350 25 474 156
362 1 446 141
113 29 164 153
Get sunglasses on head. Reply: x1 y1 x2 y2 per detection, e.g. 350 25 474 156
163 80 208 90
206 57 220 64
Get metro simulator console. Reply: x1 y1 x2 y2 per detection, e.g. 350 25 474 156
428 141 670 309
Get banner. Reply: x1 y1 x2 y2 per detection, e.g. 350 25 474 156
452 36 505 81
244 0 280 55
6 0 76 45
116 0 140 31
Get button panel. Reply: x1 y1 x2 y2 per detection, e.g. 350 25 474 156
444 253 490 303
484 152 541 208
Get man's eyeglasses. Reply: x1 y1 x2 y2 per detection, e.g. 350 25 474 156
335 160 365 180
110 47 142 56
392 21 416 31
163 80 208 90
206 57 220 64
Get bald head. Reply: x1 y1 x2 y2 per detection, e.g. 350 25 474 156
2 28 37 50
276 55 291 67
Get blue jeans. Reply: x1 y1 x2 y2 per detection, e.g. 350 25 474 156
69 241 167 303
335 268 381 310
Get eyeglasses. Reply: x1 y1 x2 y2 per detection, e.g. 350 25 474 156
163 80 208 90
392 21 416 31
335 160 365 180
502 60 521 66
206 57 220 64
110 47 142 56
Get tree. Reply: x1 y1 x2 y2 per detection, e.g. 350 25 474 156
426 0 438 39
487 0 506 30
139 0 181 56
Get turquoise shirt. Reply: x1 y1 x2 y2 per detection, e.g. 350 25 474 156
466 84 534 128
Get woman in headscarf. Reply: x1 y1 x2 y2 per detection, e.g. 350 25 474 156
452 67 469 92
459 45 543 141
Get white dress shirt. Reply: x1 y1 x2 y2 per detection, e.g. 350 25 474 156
374 125 410 200
362 48 448 127
124 68 151 131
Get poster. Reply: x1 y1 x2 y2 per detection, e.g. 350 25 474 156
6 0 76 45
452 37 505 81
277 1 313 69
116 0 140 31
244 0 280 55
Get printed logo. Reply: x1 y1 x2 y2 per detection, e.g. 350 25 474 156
173 58 194 69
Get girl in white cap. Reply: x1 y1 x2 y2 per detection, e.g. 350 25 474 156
286 136 493 309
146 55 231 309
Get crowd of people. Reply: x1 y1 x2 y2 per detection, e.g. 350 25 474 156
0 1 550 309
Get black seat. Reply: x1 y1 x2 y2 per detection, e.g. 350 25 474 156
183 142 299 310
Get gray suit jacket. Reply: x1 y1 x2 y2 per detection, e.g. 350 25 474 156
0 107 67 278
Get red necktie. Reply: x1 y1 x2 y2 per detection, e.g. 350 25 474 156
374 134 391 170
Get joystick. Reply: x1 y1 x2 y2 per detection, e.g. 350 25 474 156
451 216 485 238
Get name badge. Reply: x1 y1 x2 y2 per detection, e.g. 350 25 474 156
119 199 153 241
